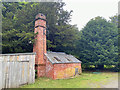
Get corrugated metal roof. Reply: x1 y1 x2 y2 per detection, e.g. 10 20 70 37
45 52 81 64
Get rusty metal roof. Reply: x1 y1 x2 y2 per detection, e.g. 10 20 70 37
45 52 81 64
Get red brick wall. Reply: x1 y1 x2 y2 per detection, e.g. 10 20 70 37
53 63 81 79
45 57 82 80
45 56 81 79
36 65 46 77
45 58 54 79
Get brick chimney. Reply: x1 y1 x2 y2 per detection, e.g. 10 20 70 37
33 13 46 77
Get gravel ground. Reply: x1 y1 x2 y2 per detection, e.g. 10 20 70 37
100 74 118 88
89 72 119 88
101 79 118 88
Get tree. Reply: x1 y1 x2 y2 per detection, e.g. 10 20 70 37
109 15 118 26
2 2 79 53
50 24 79 54
75 16 118 69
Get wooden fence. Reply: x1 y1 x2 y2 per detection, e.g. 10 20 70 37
0 53 35 89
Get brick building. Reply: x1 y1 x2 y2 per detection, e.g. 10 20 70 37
33 13 82 79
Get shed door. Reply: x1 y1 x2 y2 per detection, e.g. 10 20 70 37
75 68 78 75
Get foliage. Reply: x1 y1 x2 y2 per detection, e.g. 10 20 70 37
109 14 119 71
2 2 79 53
109 15 118 26
75 16 118 68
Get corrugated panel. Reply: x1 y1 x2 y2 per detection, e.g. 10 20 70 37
45 52 81 64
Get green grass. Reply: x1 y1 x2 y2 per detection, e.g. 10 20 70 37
20 72 118 88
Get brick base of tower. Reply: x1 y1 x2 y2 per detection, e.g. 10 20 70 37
35 64 46 77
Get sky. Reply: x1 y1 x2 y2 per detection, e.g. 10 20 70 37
63 0 119 30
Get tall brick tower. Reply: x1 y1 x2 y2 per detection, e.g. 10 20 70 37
33 13 46 77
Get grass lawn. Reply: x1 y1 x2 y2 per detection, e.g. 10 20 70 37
20 71 118 88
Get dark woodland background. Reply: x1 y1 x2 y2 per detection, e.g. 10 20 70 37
1 2 119 71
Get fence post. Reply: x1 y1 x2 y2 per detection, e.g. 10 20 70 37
0 56 2 90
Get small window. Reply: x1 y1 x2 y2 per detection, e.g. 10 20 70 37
54 57 61 62
65 57 72 61
52 58 56 61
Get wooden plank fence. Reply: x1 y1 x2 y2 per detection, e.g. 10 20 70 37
0 53 35 89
